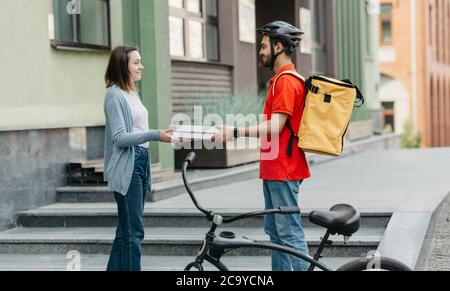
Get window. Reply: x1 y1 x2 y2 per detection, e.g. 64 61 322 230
379 4 393 46
49 0 111 51
169 0 219 61
382 101 395 132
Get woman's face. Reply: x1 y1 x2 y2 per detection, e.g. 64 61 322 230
128 50 144 82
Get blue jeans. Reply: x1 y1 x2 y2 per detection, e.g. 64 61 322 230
263 180 310 271
107 146 150 271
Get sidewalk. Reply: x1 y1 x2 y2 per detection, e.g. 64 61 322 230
153 148 450 212
150 133 402 201
150 147 450 270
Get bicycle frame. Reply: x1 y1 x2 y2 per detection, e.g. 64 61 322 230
186 221 334 271
182 153 335 272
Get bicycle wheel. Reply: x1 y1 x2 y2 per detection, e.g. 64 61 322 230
184 258 229 271
185 262 204 271
336 256 412 271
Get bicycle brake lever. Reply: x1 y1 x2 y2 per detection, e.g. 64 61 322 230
213 215 223 225
344 236 350 244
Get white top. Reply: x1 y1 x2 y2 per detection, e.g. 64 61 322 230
121 90 150 149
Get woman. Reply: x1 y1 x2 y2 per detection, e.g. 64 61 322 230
103 45 176 271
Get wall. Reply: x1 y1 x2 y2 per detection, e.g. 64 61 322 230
0 128 90 231
423 0 450 147
137 0 174 168
219 0 258 97
336 0 380 110
0 0 123 131
0 0 123 231
121 0 174 168
379 0 413 134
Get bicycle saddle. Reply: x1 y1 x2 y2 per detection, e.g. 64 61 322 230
309 204 360 236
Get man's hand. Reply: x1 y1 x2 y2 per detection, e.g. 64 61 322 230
160 129 181 143
212 125 235 142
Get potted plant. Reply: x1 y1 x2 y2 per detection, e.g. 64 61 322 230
174 94 264 169
346 105 375 142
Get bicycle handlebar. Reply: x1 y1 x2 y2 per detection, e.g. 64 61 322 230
185 152 197 165
182 153 301 223
222 207 300 223
182 154 212 219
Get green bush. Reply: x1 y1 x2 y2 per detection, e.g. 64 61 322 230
351 104 373 122
401 120 421 148
200 93 265 127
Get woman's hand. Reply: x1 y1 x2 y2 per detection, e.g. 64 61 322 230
160 129 181 143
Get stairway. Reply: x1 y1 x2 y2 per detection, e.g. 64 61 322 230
0 200 390 271
67 160 181 186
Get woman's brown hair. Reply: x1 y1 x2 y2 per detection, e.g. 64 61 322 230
105 45 138 92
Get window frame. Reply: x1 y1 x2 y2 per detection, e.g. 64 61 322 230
379 3 393 46
382 101 395 131
169 0 219 62
49 0 112 52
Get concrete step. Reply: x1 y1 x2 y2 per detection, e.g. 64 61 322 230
16 203 392 229
0 254 359 271
0 227 383 257
57 164 259 203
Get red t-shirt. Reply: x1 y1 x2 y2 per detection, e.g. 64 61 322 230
259 64 311 181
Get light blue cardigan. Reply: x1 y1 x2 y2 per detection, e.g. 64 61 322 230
103 85 161 196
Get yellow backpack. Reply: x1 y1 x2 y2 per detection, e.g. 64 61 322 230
273 71 364 157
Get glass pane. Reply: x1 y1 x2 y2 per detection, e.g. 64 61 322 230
187 0 201 13
52 0 75 42
206 0 218 17
169 16 185 56
80 0 108 46
380 4 392 15
206 24 218 60
382 20 392 43
169 0 183 8
189 20 204 58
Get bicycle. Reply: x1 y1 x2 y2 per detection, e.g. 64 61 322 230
181 152 412 271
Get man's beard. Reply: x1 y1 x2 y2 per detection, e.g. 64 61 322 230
260 54 272 68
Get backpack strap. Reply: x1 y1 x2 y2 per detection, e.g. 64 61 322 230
286 120 298 157
271 71 306 157
272 71 305 96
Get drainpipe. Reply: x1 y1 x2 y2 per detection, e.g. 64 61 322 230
410 0 418 133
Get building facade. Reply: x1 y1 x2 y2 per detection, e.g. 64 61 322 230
168 0 258 114
336 0 381 112
0 0 382 231
423 0 450 147
0 0 172 231
378 0 450 147
379 0 417 134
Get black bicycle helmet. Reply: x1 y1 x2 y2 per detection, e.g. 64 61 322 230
257 21 304 49
257 21 304 70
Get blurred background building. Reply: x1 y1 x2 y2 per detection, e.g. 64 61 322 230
378 0 450 147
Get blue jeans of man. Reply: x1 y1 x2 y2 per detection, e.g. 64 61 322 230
107 146 150 271
263 180 310 271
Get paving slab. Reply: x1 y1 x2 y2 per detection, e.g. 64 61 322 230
0 254 358 271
